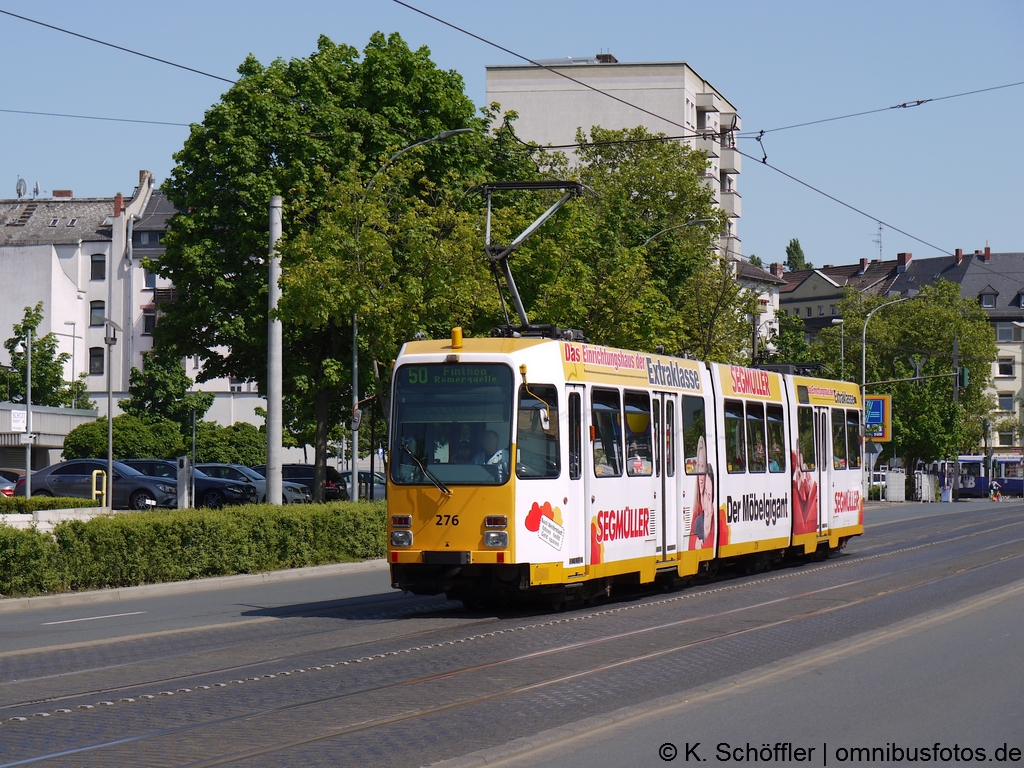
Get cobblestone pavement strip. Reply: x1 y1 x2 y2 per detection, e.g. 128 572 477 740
1 503 1022 767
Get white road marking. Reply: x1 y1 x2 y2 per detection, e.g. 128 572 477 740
42 611 147 626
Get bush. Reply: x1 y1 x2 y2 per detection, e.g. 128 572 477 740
0 526 65 596
63 414 185 460
0 496 99 514
194 421 266 465
52 500 386 591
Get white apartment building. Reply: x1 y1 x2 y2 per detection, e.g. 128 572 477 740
486 54 743 258
0 171 263 431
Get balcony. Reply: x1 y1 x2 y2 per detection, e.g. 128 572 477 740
719 190 742 218
696 92 722 112
694 133 719 158
154 288 178 304
719 146 741 174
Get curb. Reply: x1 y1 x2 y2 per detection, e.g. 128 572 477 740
0 559 390 613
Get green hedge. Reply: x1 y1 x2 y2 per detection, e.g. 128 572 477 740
0 500 385 597
0 497 100 514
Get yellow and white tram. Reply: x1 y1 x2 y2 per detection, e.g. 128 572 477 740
387 330 863 604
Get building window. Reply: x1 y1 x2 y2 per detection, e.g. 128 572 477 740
805 307 812 318
999 430 1015 447
90 301 105 327
830 305 837 316
89 347 104 375
818 306 824 316
230 378 243 393
996 324 1023 343
143 310 156 335
999 394 1015 411
139 231 150 245
980 294 996 308
90 254 105 281
144 268 157 289
48 219 59 227
998 359 1014 377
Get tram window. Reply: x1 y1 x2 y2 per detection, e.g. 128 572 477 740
766 405 785 473
653 399 662 476
569 392 582 480
832 409 848 470
516 385 560 479
746 402 767 473
724 400 746 474
624 391 653 477
592 389 623 477
797 407 816 471
666 400 676 477
683 396 705 474
846 410 861 468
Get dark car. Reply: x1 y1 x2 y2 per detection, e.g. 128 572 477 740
251 464 349 501
15 459 177 510
122 459 258 508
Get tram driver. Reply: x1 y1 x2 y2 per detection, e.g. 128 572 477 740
475 430 509 478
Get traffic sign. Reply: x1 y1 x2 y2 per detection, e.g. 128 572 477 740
864 394 892 442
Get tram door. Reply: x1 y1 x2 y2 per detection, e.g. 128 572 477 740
813 407 832 535
653 394 679 562
566 386 588 565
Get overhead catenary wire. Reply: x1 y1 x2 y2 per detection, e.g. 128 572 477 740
392 0 954 256
0 9 236 84
0 108 190 128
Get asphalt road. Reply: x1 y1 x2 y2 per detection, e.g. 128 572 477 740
1 499 1021 767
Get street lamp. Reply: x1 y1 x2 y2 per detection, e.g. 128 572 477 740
104 319 122 509
832 318 844 380
640 218 716 248
14 331 32 498
860 296 910 498
350 127 471 499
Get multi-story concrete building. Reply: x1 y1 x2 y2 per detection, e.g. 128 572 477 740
486 54 743 258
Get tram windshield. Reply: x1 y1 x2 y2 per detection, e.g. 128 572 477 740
392 363 513 486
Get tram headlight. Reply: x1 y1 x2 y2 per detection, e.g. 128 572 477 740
391 530 413 548
483 531 508 548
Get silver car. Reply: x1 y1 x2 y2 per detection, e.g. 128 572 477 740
197 463 311 504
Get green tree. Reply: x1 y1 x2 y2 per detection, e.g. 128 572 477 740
748 254 763 268
4 303 93 409
194 422 266 465
120 352 215 431
785 238 811 271
62 415 185 460
159 33 535 499
825 281 996 471
761 311 813 365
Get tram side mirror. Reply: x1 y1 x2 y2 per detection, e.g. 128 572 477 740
539 408 550 431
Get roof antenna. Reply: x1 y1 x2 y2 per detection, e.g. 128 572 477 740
15 178 26 198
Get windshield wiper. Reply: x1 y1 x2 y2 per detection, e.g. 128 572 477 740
402 445 451 495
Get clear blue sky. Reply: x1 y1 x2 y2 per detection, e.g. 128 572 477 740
2 0 1021 268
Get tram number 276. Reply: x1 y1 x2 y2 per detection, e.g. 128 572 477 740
435 514 460 526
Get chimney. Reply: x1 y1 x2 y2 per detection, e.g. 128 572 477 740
897 252 912 273
823 264 833 269
52 190 73 199
955 248 963 266
770 262 784 278
113 193 123 218
984 246 991 262
860 257 868 273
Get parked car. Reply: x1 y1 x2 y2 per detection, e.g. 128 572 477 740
0 468 25 498
251 464 349 501
197 463 311 504
14 459 177 510
344 470 387 500
121 459 257 508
